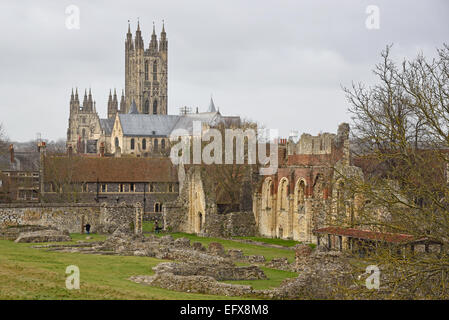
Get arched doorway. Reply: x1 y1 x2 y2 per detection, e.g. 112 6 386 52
198 212 203 232
276 177 289 238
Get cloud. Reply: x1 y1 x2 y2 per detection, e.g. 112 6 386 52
0 0 447 141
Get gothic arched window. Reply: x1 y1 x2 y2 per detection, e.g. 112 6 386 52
154 139 158 152
144 100 149 114
153 61 157 80
114 137 119 147
142 139 146 150
161 139 165 150
153 100 158 114
144 61 149 81
130 138 135 150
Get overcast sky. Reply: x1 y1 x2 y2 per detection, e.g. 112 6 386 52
0 0 447 142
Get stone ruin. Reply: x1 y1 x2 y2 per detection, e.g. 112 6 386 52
14 229 71 243
0 201 143 244
31 227 356 298
0 225 71 243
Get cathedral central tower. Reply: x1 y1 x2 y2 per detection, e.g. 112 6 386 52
125 21 168 114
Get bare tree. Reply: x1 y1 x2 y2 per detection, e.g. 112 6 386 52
45 138 67 154
0 123 9 157
340 44 449 299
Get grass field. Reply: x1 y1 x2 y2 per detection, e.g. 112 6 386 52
0 231 298 300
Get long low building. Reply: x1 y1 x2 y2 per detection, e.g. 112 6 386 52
42 154 179 214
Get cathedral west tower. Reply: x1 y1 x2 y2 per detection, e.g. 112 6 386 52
125 21 168 114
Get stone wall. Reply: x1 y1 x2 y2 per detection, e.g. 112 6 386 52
0 202 141 234
206 211 257 238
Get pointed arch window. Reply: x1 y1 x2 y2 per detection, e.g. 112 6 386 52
153 100 158 114
298 180 305 206
130 138 135 150
142 139 146 150
153 139 159 152
161 139 165 150
144 100 149 114
145 61 149 81
153 61 157 81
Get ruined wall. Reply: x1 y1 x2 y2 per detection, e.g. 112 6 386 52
0 202 140 234
164 166 256 237
221 211 257 237
253 123 354 243
0 203 100 233
164 166 215 234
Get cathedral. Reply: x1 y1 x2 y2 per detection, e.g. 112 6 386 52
66 21 238 156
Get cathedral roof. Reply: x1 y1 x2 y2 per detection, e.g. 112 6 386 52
116 112 229 137
172 112 222 133
100 118 115 136
118 114 180 137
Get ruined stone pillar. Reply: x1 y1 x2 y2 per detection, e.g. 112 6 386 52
287 196 294 239
304 198 313 243
134 202 143 234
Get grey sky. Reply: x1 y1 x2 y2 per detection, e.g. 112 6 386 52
0 0 447 142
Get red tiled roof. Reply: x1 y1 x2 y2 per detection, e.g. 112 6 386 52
313 226 415 244
44 156 178 183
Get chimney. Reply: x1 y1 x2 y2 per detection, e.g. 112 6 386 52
38 141 46 153
9 144 14 163
100 142 105 157
38 141 46 199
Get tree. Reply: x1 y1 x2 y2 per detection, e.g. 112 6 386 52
0 123 8 158
340 44 449 299
45 138 67 154
172 119 262 214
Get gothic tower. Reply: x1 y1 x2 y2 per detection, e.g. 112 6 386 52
67 88 102 153
107 89 119 118
125 20 168 114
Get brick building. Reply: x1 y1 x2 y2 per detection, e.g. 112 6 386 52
253 123 364 243
41 155 178 214
0 144 40 202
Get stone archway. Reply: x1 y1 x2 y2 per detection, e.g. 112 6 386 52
198 212 203 232
276 177 289 238
293 178 307 241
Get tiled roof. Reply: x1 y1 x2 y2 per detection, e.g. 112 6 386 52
313 226 415 243
44 156 178 183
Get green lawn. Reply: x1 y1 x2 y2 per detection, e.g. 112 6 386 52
142 221 154 233
153 232 297 262
0 231 299 299
232 236 301 247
